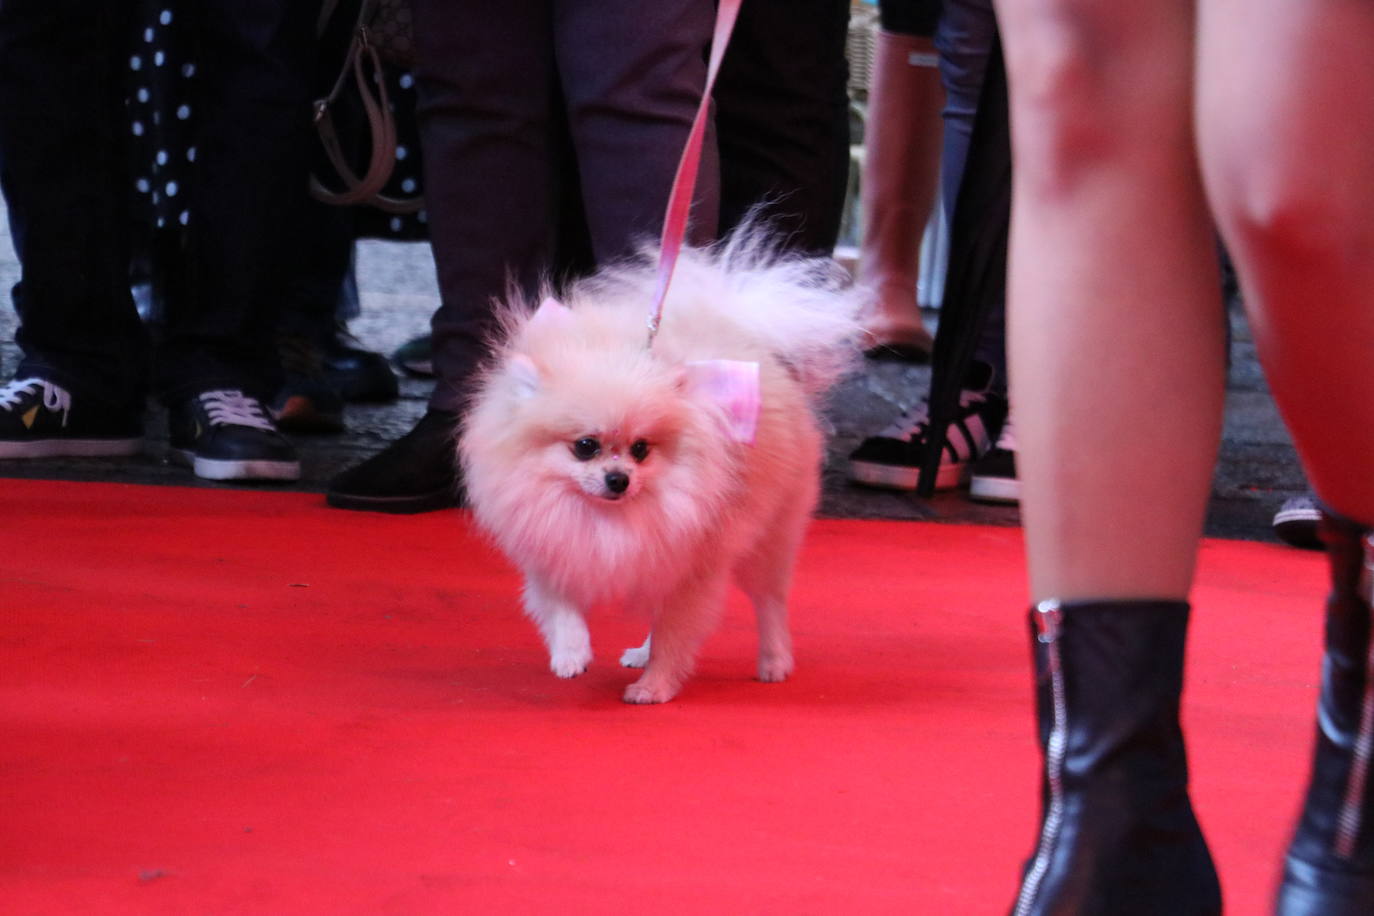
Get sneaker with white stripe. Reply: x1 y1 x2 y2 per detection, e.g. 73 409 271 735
1272 495 1322 550
969 412 1019 504
847 365 1006 492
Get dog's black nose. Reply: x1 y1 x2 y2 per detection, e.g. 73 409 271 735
604 470 630 494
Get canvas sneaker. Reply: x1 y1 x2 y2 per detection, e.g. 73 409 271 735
969 413 1019 504
848 365 1006 492
169 389 301 481
0 377 142 458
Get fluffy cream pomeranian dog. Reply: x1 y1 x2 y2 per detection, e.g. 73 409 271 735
459 232 861 704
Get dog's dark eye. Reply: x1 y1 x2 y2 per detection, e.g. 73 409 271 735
630 439 650 462
572 437 601 461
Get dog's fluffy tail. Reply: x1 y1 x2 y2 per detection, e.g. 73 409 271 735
662 225 865 397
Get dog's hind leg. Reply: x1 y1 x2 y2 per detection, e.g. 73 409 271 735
736 572 795 684
622 571 729 704
734 501 811 684
522 573 592 678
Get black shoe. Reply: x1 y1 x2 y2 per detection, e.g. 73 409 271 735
1011 599 1222 915
326 409 460 513
271 333 347 433
391 334 433 377
168 390 301 481
269 378 346 434
848 362 1005 491
0 377 143 458
321 326 399 403
969 413 1019 504
1273 496 1323 550
1275 509 1374 915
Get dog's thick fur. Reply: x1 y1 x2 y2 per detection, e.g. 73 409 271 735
459 232 861 703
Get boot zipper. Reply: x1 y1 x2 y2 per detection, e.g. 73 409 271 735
1015 599 1067 916
1334 535 1374 858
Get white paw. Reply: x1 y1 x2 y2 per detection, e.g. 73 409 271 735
622 677 679 705
619 644 650 669
549 648 592 678
756 652 794 683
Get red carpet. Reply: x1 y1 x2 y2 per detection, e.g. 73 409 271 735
1 479 1326 913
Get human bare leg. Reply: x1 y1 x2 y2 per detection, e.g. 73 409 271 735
1198 3 1374 909
856 29 944 357
994 0 1225 910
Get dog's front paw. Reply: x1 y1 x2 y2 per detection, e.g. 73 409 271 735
619 643 650 669
622 676 679 705
756 651 794 683
549 647 592 678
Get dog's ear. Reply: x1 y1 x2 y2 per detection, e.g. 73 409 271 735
529 296 572 332
507 353 542 398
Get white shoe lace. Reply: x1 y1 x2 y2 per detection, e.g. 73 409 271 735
0 377 72 427
198 389 275 431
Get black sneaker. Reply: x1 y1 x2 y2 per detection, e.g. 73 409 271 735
326 409 460 513
848 366 1005 492
969 414 1019 504
0 377 142 458
1272 495 1323 550
169 389 301 481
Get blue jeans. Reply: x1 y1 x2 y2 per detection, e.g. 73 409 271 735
936 0 1007 387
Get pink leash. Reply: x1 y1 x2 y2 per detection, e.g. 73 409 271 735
639 0 759 445
645 0 743 346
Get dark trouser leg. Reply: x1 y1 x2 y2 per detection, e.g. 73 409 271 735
410 0 558 413
713 0 850 256
554 0 718 259
329 0 560 511
153 0 315 405
273 196 355 343
411 0 714 413
0 0 147 406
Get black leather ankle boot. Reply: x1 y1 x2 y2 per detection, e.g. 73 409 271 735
1010 599 1222 915
1275 510 1374 915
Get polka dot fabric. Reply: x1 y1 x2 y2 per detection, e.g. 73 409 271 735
126 4 195 232
125 2 428 241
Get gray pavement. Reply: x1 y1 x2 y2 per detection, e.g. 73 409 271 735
0 205 1307 543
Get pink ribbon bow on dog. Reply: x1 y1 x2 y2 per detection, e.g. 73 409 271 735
683 359 761 445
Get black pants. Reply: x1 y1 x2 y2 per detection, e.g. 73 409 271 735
715 0 853 256
0 0 315 406
409 0 718 412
